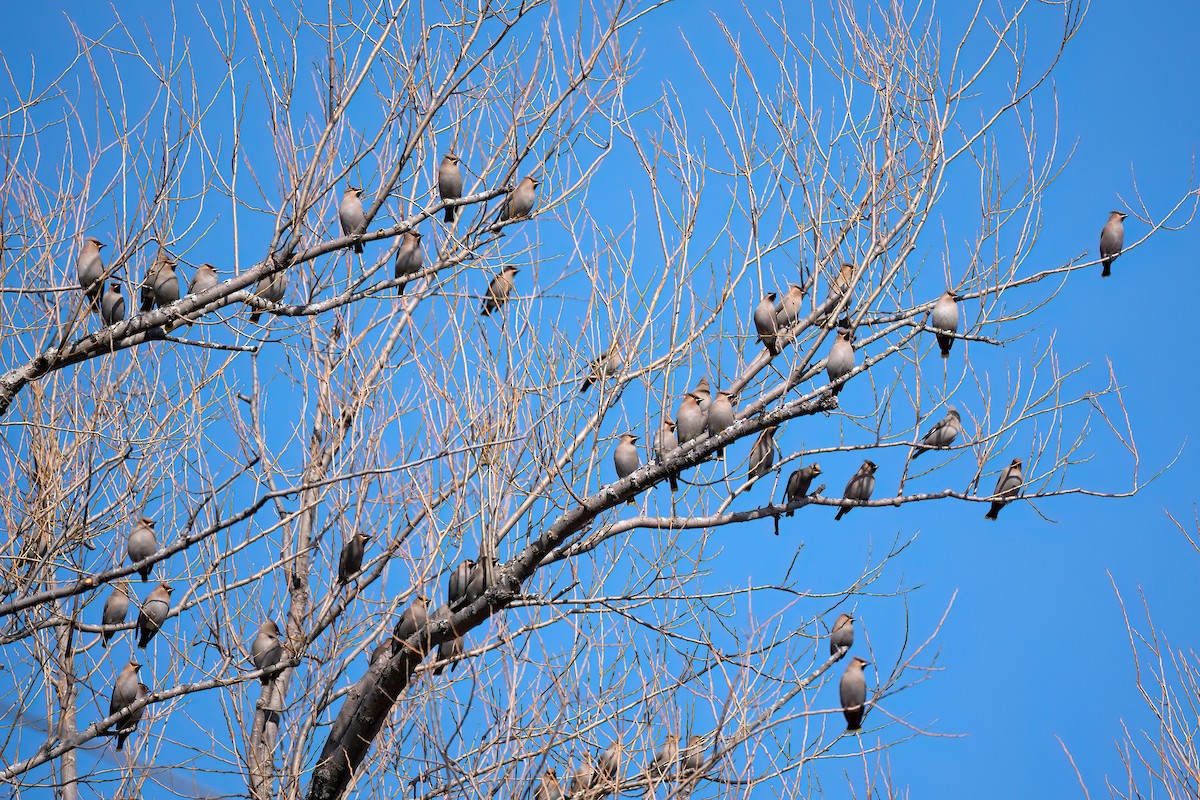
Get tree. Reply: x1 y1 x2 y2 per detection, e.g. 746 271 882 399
0 1 1193 799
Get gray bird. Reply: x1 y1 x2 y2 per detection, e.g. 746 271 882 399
654 418 679 492
127 516 158 582
140 251 173 312
825 328 855 396
648 733 679 789
153 258 180 307
579 341 624 393
911 406 963 459
502 175 539 221
568 755 596 798
783 463 821 516
449 558 475 607
839 655 871 731
466 556 491 604
830 613 854 655
680 734 706 794
748 425 777 481
707 390 736 459
100 283 126 326
108 658 141 737
775 282 806 329
188 263 218 296
251 619 283 684
985 457 1024 520
76 236 106 309
676 392 706 446
692 376 711 413
1100 210 1128 277
339 186 366 254
481 265 519 316
248 268 287 324
834 459 877 521
753 292 780 355
394 230 424 294
438 153 464 222
931 290 960 358
536 768 564 800
337 532 372 585
597 739 622 787
830 261 855 304
137 582 173 649
116 681 149 751
101 582 130 647
433 633 464 676
613 433 641 505
392 594 430 654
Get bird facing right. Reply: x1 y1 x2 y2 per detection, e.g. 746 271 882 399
137 582 173 649
985 457 1024 520
613 433 641 505
76 236 106 309
339 186 366 254
707 391 736 459
930 290 960 358
438 153 464 222
748 425 778 481
753 292 780 355
502 175 539 221
1099 210 1128 277
834 460 877 521
126 516 158 582
480 265 519 316
911 406 963 460
830 613 854 655
839 655 871 731
251 620 283 684
101 283 126 326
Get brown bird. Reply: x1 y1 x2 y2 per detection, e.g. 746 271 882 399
433 633 464 676
536 767 564 800
676 392 706 445
776 282 806 329
985 457 1024 520
707 391 736 459
692 376 712 414
337 533 372 585
251 619 283 684
839 655 871 731
568 754 596 798
825 328 855 396
393 230 424 294
613 433 641 505
1099 210 1128 277
126 516 158 582
109 659 141 723
781 463 821 530
339 186 366 254
153 258 181 307
834 460 877 521
680 733 705 775
438 153 464 222
748 425 778 481
76 236 106 309
466 556 492 604
753 292 780 355
140 250 173 312
502 175 539 221
481 265 519 316
116 681 149 751
579 341 624 393
830 613 854 655
931 290 960 358
449 558 475 608
248 268 287 324
100 283 126 326
101 582 130 647
654 418 680 492
188 263 218 296
137 582 173 649
596 739 622 790
829 261 855 310
391 594 430 654
648 733 679 790
911 406 963 460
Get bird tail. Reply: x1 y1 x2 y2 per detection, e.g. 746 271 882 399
625 498 635 506
1101 263 1112 277
834 507 848 521
444 207 456 223
669 475 678 492
249 311 262 324
102 634 110 648
116 733 128 751
985 503 1001 520
87 286 102 310
579 378 593 393
354 243 364 255
910 447 923 461
480 303 492 317
831 384 843 397
716 446 724 460
138 637 149 649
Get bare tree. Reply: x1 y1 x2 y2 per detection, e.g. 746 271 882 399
0 2 1193 800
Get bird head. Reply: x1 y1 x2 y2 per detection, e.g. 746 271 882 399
140 516 156 526
945 289 960 300
1111 210 1128 220
1010 458 1023 468
110 282 122 292
852 656 871 668
86 236 105 248
863 460 878 472
765 291 777 301
161 583 174 595
262 620 279 635
129 659 142 671
444 153 460 164
506 265 520 275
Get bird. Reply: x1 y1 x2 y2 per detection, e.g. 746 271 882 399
596 739 622 788
394 230 424 294
391 594 430 654
783 464 821 516
648 733 679 790
753 292 780 355
481 265 519 316
502 175 539 221
251 620 283 684
126 516 158 582
466 556 492 604
775 282 806 329
613 433 641 505
101 582 130 647
76 236 106 309
116 681 149 751
930 290 960 358
680 734 706 793
100 283 126 326
188 263 218 296
579 341 624 393
535 767 564 800
691 376 711 413
449 559 475 608
248 268 287 324
654 418 680 492
911 406 963 459
339 186 366 254
985 457 1024 520
748 425 777 481
433 633 464 676
839 655 871 731
137 582 173 649
835 460 877 521
676 392 706 446
153 258 180 308
830 613 854 655
1100 210 1128 277
337 533 372 585
108 658 141 737
438 153 464 222
568 755 596 798
707 391 736 459
825 328 855 396
138 250 173 312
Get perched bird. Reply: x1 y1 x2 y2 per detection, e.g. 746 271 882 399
100 283 126 326
449 559 475 607
251 620 283 684
535 767 564 800
466 556 492 604
248 267 287 324
126 516 158 582
137 582 173 649
140 251 173 312
985 458 1024 520
502 175 539 221
783 464 821 515
654 419 680 492
1099 210 1128 277
394 230 424 294
707 391 736 459
337 533 372 585
825 328 855 396
101 582 130 647
76 236 106 309
391 594 430 654
579 342 624 393
753 292 780 355
680 734 706 792
830 613 854 655
834 460 877 521
153 258 181 307
188 263 218 296
676 392 706 445
648 733 679 789
596 740 622 788
481 265 519 316
438 153 464 222
613 433 641 505
433 633 464 676
108 659 141 738
931 290 960 358
748 425 778 481
568 755 596 798
691 376 712 415
775 282 806 329
911 406 963 459
339 186 366 254
839 656 871 731
116 681 149 751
